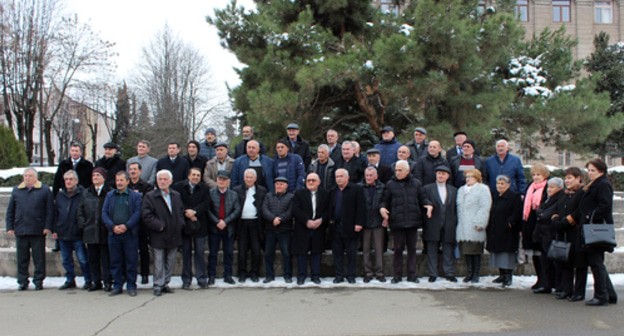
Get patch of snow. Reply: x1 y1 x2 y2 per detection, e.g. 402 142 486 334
363 60 374 70
0 167 57 179
399 23 414 36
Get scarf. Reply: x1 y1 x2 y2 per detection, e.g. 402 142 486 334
523 180 547 221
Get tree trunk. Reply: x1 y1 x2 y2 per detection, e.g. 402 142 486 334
43 118 56 166
354 80 385 134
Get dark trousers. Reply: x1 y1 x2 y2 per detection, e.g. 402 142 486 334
16 235 46 286
392 228 418 278
540 239 556 290
238 219 261 278
181 235 207 285
332 234 358 278
138 222 150 277
208 231 233 277
297 254 321 280
264 231 292 278
572 250 588 298
363 227 385 277
108 233 139 290
426 240 455 277
586 250 617 302
555 261 574 295
87 243 111 285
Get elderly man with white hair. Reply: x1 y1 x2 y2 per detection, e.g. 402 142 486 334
142 170 185 296
485 139 527 195
380 160 432 284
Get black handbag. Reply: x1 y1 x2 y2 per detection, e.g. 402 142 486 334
547 233 571 262
582 211 616 250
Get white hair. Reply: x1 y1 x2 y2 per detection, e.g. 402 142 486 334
156 169 173 180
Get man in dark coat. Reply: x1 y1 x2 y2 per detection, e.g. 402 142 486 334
329 168 366 284
53 142 93 196
184 140 208 177
206 170 241 285
380 160 432 284
449 140 486 188
422 166 458 283
142 170 185 296
6 168 53 291
282 123 312 169
232 168 267 283
360 167 387 283
413 140 449 185
335 140 366 183
95 142 126 189
273 139 305 192
326 129 342 162
291 173 329 284
172 167 211 289
157 142 190 184
77 168 112 291
234 125 267 158
53 170 90 290
405 127 429 161
261 176 295 283
365 148 393 184
308 144 337 191
127 162 153 284
102 171 142 297
374 126 401 166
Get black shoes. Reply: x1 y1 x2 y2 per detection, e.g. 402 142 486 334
89 283 103 292
141 276 149 285
208 277 216 285
59 281 77 290
555 292 571 300
284 277 293 284
333 277 344 284
182 283 191 290
346 277 356 284
363 276 372 283
492 275 503 284
377 276 386 283
297 278 305 285
445 276 458 283
533 287 552 294
34 284 43 291
568 295 585 302
153 288 162 296
263 277 274 284
109 288 123 297
585 298 609 306
198 282 208 289
407 276 419 283
391 277 402 284
311 277 321 284
82 282 92 290
161 286 174 293
251 276 259 283
239 276 246 283
18 283 28 291
127 289 137 297
428 276 437 283
104 283 112 292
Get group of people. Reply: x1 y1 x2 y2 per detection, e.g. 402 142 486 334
3 123 618 305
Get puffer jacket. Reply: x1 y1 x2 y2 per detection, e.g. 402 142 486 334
262 192 294 233
380 175 427 230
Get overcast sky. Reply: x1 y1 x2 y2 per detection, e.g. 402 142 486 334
65 0 256 99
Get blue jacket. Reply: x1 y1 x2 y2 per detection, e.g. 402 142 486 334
5 181 54 235
101 188 143 236
53 186 84 240
374 138 401 166
231 154 275 192
485 153 527 195
273 153 305 192
199 140 217 160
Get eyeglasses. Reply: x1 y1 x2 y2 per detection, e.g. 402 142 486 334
306 179 319 183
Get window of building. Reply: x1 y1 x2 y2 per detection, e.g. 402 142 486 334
380 0 401 15
515 0 529 22
595 1 613 24
552 0 571 22
558 151 572 167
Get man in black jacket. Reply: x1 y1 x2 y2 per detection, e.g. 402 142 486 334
330 169 366 284
262 176 294 283
142 170 185 296
128 162 153 284
53 142 93 196
380 160 432 284
53 170 90 290
172 167 211 289
282 123 311 169
360 167 387 283
156 142 190 184
233 169 267 283
95 142 126 189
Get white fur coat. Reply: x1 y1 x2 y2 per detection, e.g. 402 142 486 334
456 182 492 242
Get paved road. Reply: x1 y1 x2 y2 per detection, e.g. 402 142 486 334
1 286 622 336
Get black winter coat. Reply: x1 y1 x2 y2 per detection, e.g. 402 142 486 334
262 192 294 233
172 180 211 237
328 183 366 239
380 176 428 230
233 184 267 232
534 190 564 243
414 154 449 185
206 188 241 236
291 188 329 255
552 189 583 245
95 155 126 188
487 189 522 253
572 174 614 252
53 157 93 195
53 186 84 240
422 183 457 243
360 181 384 229
281 135 312 169
522 182 548 251
5 182 54 235
78 184 111 245
308 158 337 191
141 189 184 249
156 156 190 184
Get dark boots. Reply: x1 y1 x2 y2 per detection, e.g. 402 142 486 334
463 256 473 283
471 255 481 283
531 255 542 289
502 269 513 287
492 269 504 283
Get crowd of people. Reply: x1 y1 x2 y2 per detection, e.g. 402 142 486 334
3 123 618 306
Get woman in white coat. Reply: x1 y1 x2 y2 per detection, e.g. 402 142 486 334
457 169 492 283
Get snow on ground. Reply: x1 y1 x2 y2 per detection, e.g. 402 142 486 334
1 274 623 291
0 167 57 179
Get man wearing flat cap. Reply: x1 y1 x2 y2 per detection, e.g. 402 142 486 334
206 170 241 285
234 125 267 159
204 142 235 189
95 142 126 189
261 176 294 283
199 127 218 160
281 123 312 169
405 127 429 161
366 148 392 184
422 165 458 283
374 126 401 167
